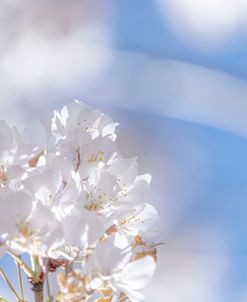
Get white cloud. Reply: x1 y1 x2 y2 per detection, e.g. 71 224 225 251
156 0 247 46
2 48 247 138
80 50 247 138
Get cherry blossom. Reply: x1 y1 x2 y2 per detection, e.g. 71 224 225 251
0 100 160 302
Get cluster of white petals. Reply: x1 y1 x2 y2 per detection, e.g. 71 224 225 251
0 101 160 302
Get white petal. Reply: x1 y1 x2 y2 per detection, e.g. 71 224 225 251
120 256 156 290
108 157 138 187
0 191 33 237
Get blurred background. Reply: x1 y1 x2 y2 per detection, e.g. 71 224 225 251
1 0 247 301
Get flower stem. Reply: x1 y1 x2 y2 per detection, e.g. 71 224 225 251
16 256 25 301
31 255 38 273
0 266 21 301
7 250 33 277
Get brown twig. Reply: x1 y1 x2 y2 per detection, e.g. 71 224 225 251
29 272 44 302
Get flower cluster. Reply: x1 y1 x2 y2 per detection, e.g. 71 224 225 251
0 101 159 302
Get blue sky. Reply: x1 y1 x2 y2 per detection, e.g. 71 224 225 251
113 0 247 79
109 1 247 300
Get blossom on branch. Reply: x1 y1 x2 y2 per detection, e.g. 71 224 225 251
0 100 160 302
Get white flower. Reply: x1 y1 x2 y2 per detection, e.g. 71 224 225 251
53 208 105 261
0 191 63 255
60 135 117 179
0 100 159 302
23 166 81 217
114 203 160 239
79 166 151 218
52 100 118 142
107 156 138 188
51 101 118 178
87 236 156 302
0 121 41 188
80 169 121 216
115 256 156 302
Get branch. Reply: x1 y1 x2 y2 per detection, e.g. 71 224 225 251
29 273 44 302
